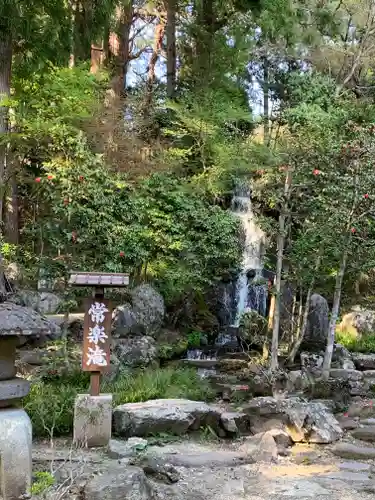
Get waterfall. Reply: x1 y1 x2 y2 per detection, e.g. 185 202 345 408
231 183 266 327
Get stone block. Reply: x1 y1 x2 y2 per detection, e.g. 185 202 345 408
0 408 32 500
0 338 17 381
329 369 363 381
73 394 112 448
0 378 30 407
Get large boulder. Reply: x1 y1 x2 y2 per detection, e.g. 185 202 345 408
331 343 355 370
112 284 165 338
338 307 375 337
15 290 62 315
83 467 155 500
243 396 343 444
112 336 157 368
113 399 221 437
352 353 375 370
302 294 329 352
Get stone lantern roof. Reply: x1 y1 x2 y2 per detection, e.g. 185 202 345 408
0 302 60 337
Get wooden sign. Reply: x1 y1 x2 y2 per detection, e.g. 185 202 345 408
82 298 112 372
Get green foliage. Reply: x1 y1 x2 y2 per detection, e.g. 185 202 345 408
24 379 80 437
336 331 375 353
24 367 214 437
187 330 203 348
8 66 241 305
30 471 55 496
158 339 188 360
108 367 215 406
239 310 268 346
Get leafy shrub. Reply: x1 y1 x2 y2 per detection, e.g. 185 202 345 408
30 471 55 496
336 331 375 353
187 330 203 348
158 339 188 360
239 310 268 346
24 367 214 437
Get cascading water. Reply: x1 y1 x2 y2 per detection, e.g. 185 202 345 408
231 183 267 327
185 183 267 366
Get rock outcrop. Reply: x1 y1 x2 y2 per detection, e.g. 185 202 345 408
113 399 223 437
83 467 155 500
16 290 62 315
112 335 158 368
352 353 375 370
243 396 343 444
112 284 165 338
338 307 375 337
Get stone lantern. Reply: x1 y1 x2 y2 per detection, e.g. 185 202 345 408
0 302 59 500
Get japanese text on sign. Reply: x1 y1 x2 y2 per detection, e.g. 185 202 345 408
82 299 111 372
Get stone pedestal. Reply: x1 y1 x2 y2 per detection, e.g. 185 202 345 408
0 335 33 500
73 394 113 448
0 408 32 500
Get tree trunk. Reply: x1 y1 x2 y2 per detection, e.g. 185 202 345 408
144 21 165 114
166 0 177 98
69 0 79 67
322 247 349 379
0 31 12 229
271 168 292 370
287 254 321 364
195 0 214 79
5 175 18 244
263 58 270 145
90 42 104 74
322 162 359 379
116 1 133 95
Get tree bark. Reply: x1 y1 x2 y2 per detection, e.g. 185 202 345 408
166 0 177 98
90 42 104 74
144 21 165 114
195 0 214 78
287 256 321 364
322 162 359 379
271 168 292 370
322 246 349 379
263 58 270 145
0 31 12 229
116 1 133 95
5 175 18 244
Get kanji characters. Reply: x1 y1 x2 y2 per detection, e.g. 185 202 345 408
88 301 108 323
87 325 108 345
86 345 108 367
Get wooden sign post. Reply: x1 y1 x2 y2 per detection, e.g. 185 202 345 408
69 272 129 396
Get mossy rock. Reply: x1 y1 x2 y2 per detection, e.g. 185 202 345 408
157 330 188 360
307 378 351 406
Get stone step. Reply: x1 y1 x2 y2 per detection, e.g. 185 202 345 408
332 442 375 459
351 426 375 442
347 400 375 418
329 369 363 381
181 359 218 368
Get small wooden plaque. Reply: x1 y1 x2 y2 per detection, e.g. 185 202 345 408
82 298 112 372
